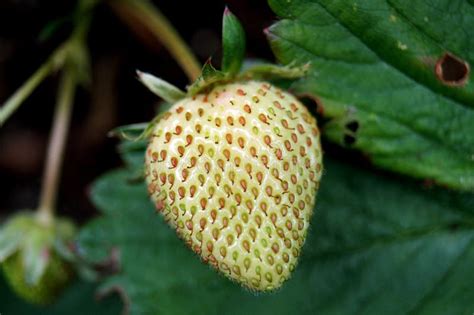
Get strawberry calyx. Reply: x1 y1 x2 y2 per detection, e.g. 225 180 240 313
0 212 77 304
114 8 309 142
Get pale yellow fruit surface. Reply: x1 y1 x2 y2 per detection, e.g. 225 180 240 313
145 81 322 291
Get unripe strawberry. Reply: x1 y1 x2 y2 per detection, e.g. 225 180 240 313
2 251 73 305
145 81 322 291
0 213 76 304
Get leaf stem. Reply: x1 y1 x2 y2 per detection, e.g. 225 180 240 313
108 0 201 81
36 68 76 226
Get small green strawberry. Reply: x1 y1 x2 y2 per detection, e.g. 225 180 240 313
125 8 323 291
0 212 76 304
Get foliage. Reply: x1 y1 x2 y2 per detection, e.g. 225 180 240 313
2 1 473 314
75 142 474 314
268 0 474 190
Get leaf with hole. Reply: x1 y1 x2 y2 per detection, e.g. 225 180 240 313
77 145 474 314
267 0 474 190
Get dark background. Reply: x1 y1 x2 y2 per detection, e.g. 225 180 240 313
0 0 274 222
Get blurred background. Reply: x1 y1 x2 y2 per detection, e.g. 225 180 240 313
0 0 274 222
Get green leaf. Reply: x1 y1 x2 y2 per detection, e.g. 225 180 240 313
267 0 474 190
110 102 177 176
117 139 148 181
187 60 227 95
222 7 246 75
136 71 186 103
0 275 122 315
78 152 474 314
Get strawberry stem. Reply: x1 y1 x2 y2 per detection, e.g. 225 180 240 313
36 67 76 226
108 0 201 81
36 0 95 225
0 0 96 126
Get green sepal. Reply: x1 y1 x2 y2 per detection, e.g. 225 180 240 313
109 123 149 141
137 10 308 99
119 139 148 153
109 112 166 142
0 212 77 286
109 100 174 180
137 70 186 103
240 62 310 80
0 222 23 261
187 60 227 95
185 61 309 96
53 218 78 263
22 228 53 285
109 99 174 142
117 136 148 181
222 7 246 75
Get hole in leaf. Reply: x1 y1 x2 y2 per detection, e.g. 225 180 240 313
343 134 356 146
298 94 324 115
435 53 469 86
345 121 359 133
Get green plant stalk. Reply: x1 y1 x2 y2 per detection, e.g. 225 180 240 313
0 51 65 126
35 0 95 225
36 69 76 226
0 0 96 127
108 0 201 81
